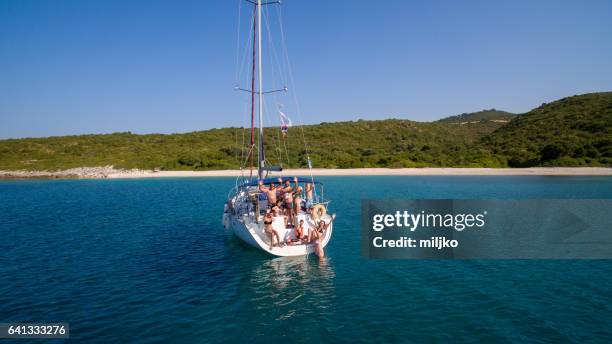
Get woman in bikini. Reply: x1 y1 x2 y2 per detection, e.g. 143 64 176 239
263 211 281 250
309 214 336 257
308 214 336 244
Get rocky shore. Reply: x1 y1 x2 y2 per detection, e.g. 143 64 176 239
0 166 150 179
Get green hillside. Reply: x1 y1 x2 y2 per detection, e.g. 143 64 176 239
438 109 516 124
0 118 505 171
0 93 610 170
481 92 612 167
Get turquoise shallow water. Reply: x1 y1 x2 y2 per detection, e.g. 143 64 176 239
1 176 612 343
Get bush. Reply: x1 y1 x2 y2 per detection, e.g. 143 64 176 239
541 144 565 162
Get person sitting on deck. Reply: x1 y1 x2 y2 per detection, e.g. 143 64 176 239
258 181 277 207
287 219 306 245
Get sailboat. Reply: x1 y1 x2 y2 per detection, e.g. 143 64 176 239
222 0 334 257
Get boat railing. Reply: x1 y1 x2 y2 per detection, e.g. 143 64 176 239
312 184 331 208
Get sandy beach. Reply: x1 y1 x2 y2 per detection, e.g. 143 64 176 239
110 167 612 178
1 166 611 179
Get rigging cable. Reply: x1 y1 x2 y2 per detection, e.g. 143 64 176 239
234 0 242 84
261 100 283 172
263 8 283 176
264 7 294 170
276 5 317 190
235 0 256 179
233 0 242 167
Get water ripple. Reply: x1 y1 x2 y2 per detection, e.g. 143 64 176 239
1 177 611 342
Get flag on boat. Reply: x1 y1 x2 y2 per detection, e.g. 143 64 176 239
279 108 292 138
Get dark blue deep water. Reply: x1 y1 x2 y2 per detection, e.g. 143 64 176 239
1 176 612 343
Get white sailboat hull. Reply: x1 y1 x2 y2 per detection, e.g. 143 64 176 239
224 212 333 257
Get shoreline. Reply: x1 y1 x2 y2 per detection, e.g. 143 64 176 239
1 167 611 180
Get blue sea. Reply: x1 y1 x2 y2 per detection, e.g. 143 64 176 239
1 176 612 343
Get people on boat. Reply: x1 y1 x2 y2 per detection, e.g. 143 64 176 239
256 177 335 252
272 199 288 228
283 188 293 210
308 214 336 244
271 200 283 217
263 210 281 250
258 180 277 207
273 178 285 210
280 178 297 227
305 182 314 209
295 219 305 241
286 218 306 246
310 214 336 257
293 186 303 215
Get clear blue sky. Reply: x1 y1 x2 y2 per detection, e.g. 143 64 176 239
1 0 611 139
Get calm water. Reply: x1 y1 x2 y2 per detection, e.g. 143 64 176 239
1 176 612 343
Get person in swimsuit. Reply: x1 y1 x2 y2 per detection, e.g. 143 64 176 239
279 177 298 195
263 211 281 250
309 214 336 257
293 186 303 216
275 178 284 199
258 181 277 208
281 178 297 227
271 200 282 217
305 183 314 209
272 200 288 228
308 214 336 244
295 219 305 241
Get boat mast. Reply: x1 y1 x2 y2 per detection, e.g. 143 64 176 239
238 0 282 180
249 3 257 179
256 0 264 180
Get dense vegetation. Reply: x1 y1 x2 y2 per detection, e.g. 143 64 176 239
0 93 610 170
0 119 504 170
481 92 612 167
